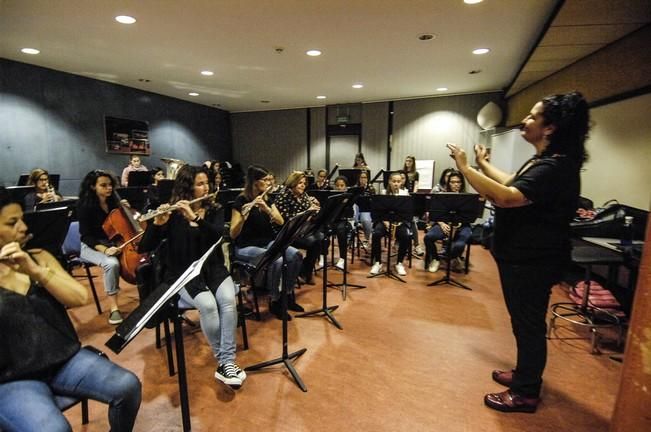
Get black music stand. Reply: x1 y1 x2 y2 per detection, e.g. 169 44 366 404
127 170 152 187
24 206 73 260
105 240 222 432
245 210 316 392
427 193 481 291
326 187 366 300
295 193 350 329
369 195 413 283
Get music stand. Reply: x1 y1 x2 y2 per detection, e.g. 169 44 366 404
369 195 413 283
105 240 222 432
127 170 152 187
24 206 72 260
427 193 481 291
338 169 370 187
245 210 316 392
294 193 350 329
6 185 35 210
17 174 60 190
157 179 175 203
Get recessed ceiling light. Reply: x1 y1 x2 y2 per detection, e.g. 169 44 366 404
260 100 271 103
418 34 436 41
436 87 448 91
115 15 136 24
472 48 490 55
20 48 40 55
464 0 483 4
352 84 364 89
306 49 322 56
138 78 151 83
468 69 482 74
188 92 199 96
201 70 214 76
316 96 327 99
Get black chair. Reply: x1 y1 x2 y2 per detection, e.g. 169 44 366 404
547 245 625 353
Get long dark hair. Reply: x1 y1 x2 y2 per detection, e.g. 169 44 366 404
78 170 119 208
438 167 455 190
540 91 590 166
170 165 214 208
353 152 367 167
242 165 270 201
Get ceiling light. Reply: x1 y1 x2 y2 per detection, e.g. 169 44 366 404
201 70 214 76
352 84 364 89
306 49 322 56
20 48 40 55
316 96 327 99
468 69 482 74
260 100 270 103
436 87 448 91
188 92 199 96
418 34 436 41
115 15 136 24
472 48 490 55
464 0 483 4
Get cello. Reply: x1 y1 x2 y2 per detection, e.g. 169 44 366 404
102 191 147 284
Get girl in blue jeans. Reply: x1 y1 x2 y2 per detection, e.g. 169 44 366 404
0 187 141 432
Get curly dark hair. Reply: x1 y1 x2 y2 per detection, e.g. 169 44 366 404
78 170 119 208
170 165 215 208
540 91 590 166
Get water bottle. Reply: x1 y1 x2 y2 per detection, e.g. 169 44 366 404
620 216 634 247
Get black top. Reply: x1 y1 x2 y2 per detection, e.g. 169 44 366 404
406 171 419 193
493 155 580 264
0 281 80 383
232 194 276 248
77 200 118 249
274 188 312 224
138 207 229 298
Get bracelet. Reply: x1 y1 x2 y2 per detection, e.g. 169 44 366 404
39 267 55 286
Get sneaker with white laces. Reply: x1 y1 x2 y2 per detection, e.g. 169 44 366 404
215 363 243 388
428 259 440 273
336 258 345 271
316 255 325 269
231 362 247 382
108 309 123 325
395 262 407 276
369 261 383 275
414 244 425 256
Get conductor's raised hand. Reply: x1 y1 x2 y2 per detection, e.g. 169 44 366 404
447 143 469 171
474 144 489 167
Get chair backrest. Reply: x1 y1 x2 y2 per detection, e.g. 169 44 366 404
62 221 82 256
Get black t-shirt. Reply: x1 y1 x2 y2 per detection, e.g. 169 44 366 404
232 194 276 248
492 155 580 264
406 171 419 193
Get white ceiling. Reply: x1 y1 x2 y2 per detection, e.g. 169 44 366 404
1 0 646 113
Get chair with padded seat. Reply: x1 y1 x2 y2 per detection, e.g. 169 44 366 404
547 245 625 353
61 221 103 314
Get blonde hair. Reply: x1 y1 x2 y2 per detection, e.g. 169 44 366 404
284 171 306 189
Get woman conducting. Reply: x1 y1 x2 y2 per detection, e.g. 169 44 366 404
0 187 141 431
138 165 246 388
230 165 304 320
447 91 589 413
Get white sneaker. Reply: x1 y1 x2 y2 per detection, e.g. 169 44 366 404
317 255 324 269
428 259 440 273
336 258 345 271
414 244 425 256
369 261 383 275
395 262 407 276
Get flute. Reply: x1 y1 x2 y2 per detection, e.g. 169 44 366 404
241 185 273 217
0 234 35 260
138 191 218 222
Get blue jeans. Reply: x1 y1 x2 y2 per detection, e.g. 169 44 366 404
353 205 372 240
0 348 141 432
179 277 237 365
80 242 120 295
234 242 302 301
424 224 472 262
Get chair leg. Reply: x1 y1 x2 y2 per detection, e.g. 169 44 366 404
237 290 249 350
464 243 471 274
81 398 89 425
164 319 175 376
84 264 102 314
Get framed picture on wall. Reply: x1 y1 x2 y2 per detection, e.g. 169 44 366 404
105 116 151 155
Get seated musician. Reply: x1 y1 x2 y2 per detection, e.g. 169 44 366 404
0 186 142 432
309 169 331 191
77 170 126 325
138 165 246 388
353 169 374 248
403 156 425 257
423 170 473 273
230 165 304 320
120 155 148 187
369 172 411 276
353 152 369 170
144 167 165 212
274 171 322 284
24 168 63 210
431 167 455 193
332 176 353 271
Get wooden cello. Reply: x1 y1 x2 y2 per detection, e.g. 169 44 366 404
102 191 147 284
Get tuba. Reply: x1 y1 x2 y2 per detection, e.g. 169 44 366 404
160 157 186 180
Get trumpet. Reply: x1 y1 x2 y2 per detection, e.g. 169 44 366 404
138 191 218 222
241 185 273 217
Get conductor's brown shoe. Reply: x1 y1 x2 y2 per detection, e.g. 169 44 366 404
484 390 539 413
492 369 514 387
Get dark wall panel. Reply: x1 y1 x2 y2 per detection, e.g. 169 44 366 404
0 59 231 195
